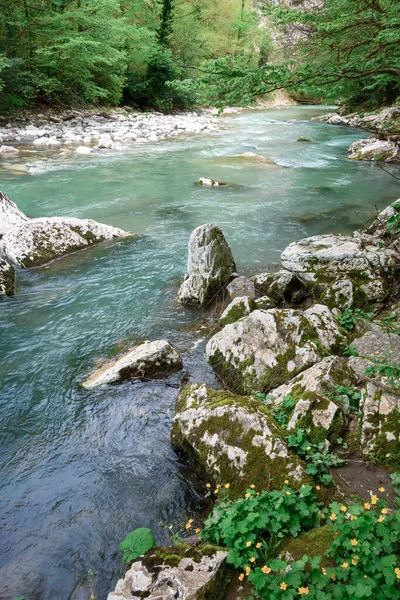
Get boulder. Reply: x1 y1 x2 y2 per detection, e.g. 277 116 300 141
98 133 113 149
205 304 344 394
280 233 398 305
251 269 309 304
352 323 400 362
0 257 14 297
32 136 61 146
268 357 354 443
172 384 310 497
0 190 29 236
348 138 400 163
349 356 400 469
0 145 19 154
226 275 255 299
83 340 182 388
0 216 131 268
75 146 93 154
321 277 369 313
197 177 227 187
177 224 236 307
219 296 253 326
108 545 229 600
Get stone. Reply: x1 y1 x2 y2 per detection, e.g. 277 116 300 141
32 136 61 146
75 146 93 154
321 277 369 313
177 224 236 307
205 304 344 394
83 340 182 388
98 133 113 149
0 190 29 236
219 296 253 326
254 296 274 310
0 216 131 268
107 545 229 600
268 356 354 443
0 145 19 153
251 269 309 304
197 177 227 187
172 384 310 497
348 357 400 468
348 138 400 163
280 233 398 304
352 323 400 362
0 257 14 297
364 199 400 240
226 275 255 299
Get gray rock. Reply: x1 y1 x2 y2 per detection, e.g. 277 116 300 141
83 340 182 388
268 356 354 443
0 216 131 268
219 296 253 326
0 257 14 297
251 269 308 304
172 384 310 496
321 277 369 313
0 145 19 154
364 199 400 239
177 224 236 306
353 323 400 362
0 190 29 236
226 275 255 299
348 138 400 163
108 546 228 600
206 304 344 394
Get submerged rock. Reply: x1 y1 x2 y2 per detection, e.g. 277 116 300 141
177 224 236 307
0 144 19 154
83 340 182 388
197 177 228 187
226 275 255 299
251 269 309 305
172 384 310 497
268 356 354 443
0 216 131 268
206 304 344 394
0 257 14 297
108 544 229 600
348 138 400 163
0 190 29 236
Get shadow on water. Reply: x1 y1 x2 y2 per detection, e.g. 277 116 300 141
0 105 399 600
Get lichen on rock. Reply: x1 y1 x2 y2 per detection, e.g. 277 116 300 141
251 269 309 305
0 256 15 297
172 383 311 498
206 304 344 394
0 189 29 236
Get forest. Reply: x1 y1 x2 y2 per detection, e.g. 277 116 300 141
0 0 399 113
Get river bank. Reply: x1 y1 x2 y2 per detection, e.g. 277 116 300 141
1 106 399 600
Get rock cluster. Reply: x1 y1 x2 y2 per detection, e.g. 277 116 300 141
0 108 220 152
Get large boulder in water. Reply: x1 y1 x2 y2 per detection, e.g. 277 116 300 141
177 224 236 306
172 384 310 498
0 216 131 268
0 257 14 297
348 138 400 163
0 190 29 236
83 340 182 388
205 304 344 394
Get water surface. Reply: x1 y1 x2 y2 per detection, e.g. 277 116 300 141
1 106 399 600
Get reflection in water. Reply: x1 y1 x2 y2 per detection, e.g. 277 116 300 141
0 106 399 600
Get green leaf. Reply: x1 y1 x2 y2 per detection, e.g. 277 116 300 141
119 527 155 563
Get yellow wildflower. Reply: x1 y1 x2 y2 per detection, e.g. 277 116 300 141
298 587 309 595
379 487 385 492
285 491 291 496
340 505 347 512
364 502 371 510
262 566 272 574
342 562 349 569
224 483 230 489
245 493 251 498
245 566 251 576
214 489 219 494
331 573 336 581
378 516 385 523
246 541 252 547
90 595 95 600
352 558 358 566
306 446 311 451
280 582 288 590
250 557 256 563
330 513 337 521
316 485 321 491
371 494 378 505
350 539 358 547
250 484 256 489
395 567 400 579
284 480 289 484
256 542 262 549
168 525 173 530
322 568 327 575
350 515 358 521
185 520 193 530
206 483 211 488
381 508 388 514
238 573 244 582
195 528 201 533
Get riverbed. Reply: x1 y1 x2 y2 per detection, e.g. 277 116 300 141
1 106 399 600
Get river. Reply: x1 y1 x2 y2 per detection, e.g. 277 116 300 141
0 106 399 600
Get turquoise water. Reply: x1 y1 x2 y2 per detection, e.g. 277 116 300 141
0 106 399 600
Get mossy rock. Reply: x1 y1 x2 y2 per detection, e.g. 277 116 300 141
172 384 312 500
279 525 335 564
